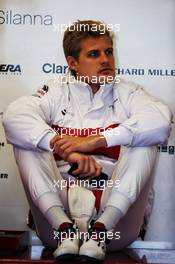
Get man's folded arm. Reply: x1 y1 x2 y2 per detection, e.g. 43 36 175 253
2 92 55 150
103 86 172 148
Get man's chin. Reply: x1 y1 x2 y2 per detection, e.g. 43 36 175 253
97 74 115 85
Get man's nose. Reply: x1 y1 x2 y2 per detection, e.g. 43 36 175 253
99 52 109 64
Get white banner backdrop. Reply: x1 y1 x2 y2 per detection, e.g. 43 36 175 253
0 0 174 244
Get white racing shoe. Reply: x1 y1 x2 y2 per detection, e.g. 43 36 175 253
79 221 108 261
53 221 79 260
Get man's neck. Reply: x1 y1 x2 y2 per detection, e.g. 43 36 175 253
89 82 100 94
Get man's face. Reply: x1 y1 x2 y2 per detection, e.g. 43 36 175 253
67 36 115 87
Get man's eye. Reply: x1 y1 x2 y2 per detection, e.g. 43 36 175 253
106 49 113 56
88 50 100 57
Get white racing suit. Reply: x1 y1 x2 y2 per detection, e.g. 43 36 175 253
2 76 172 250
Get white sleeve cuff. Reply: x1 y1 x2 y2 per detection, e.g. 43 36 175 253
38 131 56 151
102 125 133 147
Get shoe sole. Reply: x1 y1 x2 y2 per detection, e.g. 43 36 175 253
56 253 79 261
79 254 104 262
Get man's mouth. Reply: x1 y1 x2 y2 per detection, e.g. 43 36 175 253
98 68 113 74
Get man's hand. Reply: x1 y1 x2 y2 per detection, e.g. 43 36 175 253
50 134 107 159
66 152 102 177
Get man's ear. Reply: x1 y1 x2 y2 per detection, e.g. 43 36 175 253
66 56 78 72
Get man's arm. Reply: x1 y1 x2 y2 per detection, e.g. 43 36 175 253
112 85 173 147
2 82 56 150
50 85 172 157
50 134 107 159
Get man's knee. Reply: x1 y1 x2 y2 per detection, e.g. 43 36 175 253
14 146 52 166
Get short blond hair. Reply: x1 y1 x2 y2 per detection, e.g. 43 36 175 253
63 20 113 75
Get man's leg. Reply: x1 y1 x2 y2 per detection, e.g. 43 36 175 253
79 146 157 259
14 147 79 256
100 146 157 228
107 172 154 251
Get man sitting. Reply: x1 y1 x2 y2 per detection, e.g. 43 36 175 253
3 20 172 261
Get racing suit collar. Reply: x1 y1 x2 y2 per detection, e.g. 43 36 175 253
67 74 115 101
